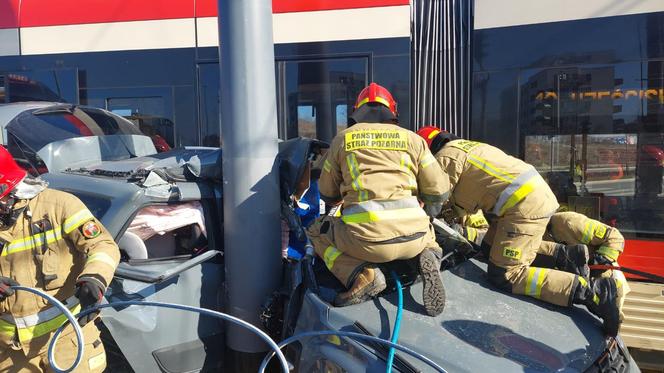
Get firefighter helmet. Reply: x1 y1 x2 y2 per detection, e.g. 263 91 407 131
416 126 443 148
643 145 664 166
354 83 398 116
416 126 459 154
0 146 26 199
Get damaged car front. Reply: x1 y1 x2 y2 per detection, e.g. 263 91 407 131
43 147 225 372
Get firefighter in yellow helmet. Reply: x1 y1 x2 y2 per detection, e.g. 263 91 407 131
308 83 449 316
416 126 620 336
0 146 120 372
538 211 630 320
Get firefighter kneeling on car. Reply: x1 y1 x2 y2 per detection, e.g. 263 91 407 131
0 146 120 372
308 83 449 316
416 126 621 336
538 211 631 320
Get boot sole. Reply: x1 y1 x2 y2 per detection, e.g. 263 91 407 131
604 281 621 337
419 249 446 316
577 245 590 279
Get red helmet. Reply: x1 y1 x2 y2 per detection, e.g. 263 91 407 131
643 145 664 165
354 83 398 116
416 126 443 148
0 146 26 199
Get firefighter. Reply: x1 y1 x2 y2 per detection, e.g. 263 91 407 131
539 211 630 320
0 146 120 372
308 83 449 316
416 126 621 336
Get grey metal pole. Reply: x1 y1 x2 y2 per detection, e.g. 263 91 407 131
217 0 282 357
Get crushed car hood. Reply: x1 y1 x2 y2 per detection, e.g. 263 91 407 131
298 258 610 372
63 147 222 182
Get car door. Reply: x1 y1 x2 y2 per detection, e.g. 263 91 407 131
100 182 224 373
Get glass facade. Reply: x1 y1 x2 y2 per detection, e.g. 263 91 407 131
473 11 664 240
0 37 410 148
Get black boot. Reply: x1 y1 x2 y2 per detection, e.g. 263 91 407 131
572 277 620 337
554 244 590 279
418 248 446 316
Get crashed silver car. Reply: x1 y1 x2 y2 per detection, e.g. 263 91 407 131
42 138 639 372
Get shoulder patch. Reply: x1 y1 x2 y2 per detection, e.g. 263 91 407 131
81 221 102 239
594 224 608 240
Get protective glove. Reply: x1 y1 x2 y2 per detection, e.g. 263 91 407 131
0 276 18 302
75 277 105 327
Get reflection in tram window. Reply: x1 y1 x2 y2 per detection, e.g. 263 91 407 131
106 95 175 152
3 69 78 104
297 105 316 138
276 58 367 143
519 62 664 238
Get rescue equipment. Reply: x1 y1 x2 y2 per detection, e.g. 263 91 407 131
589 264 664 284
13 285 447 373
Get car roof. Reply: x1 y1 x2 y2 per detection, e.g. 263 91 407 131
42 172 146 238
305 258 608 372
43 169 215 239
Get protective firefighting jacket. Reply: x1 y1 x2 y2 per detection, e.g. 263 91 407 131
547 211 624 262
319 122 449 241
0 188 120 354
434 139 558 219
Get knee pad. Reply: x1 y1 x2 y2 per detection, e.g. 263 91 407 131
487 262 512 291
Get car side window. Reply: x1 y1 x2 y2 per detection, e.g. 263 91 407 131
118 201 209 261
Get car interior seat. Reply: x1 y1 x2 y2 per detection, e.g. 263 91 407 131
118 231 149 260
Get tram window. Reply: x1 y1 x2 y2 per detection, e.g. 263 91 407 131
4 69 78 104
106 96 176 149
198 63 221 147
83 86 179 147
297 105 316 138
519 62 664 238
336 104 349 133
276 57 367 143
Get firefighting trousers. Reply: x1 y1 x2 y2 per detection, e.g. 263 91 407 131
484 213 577 307
0 323 106 373
307 215 439 288
537 240 630 320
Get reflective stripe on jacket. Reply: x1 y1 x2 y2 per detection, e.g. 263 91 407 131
435 140 558 218
319 122 449 241
0 296 80 342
